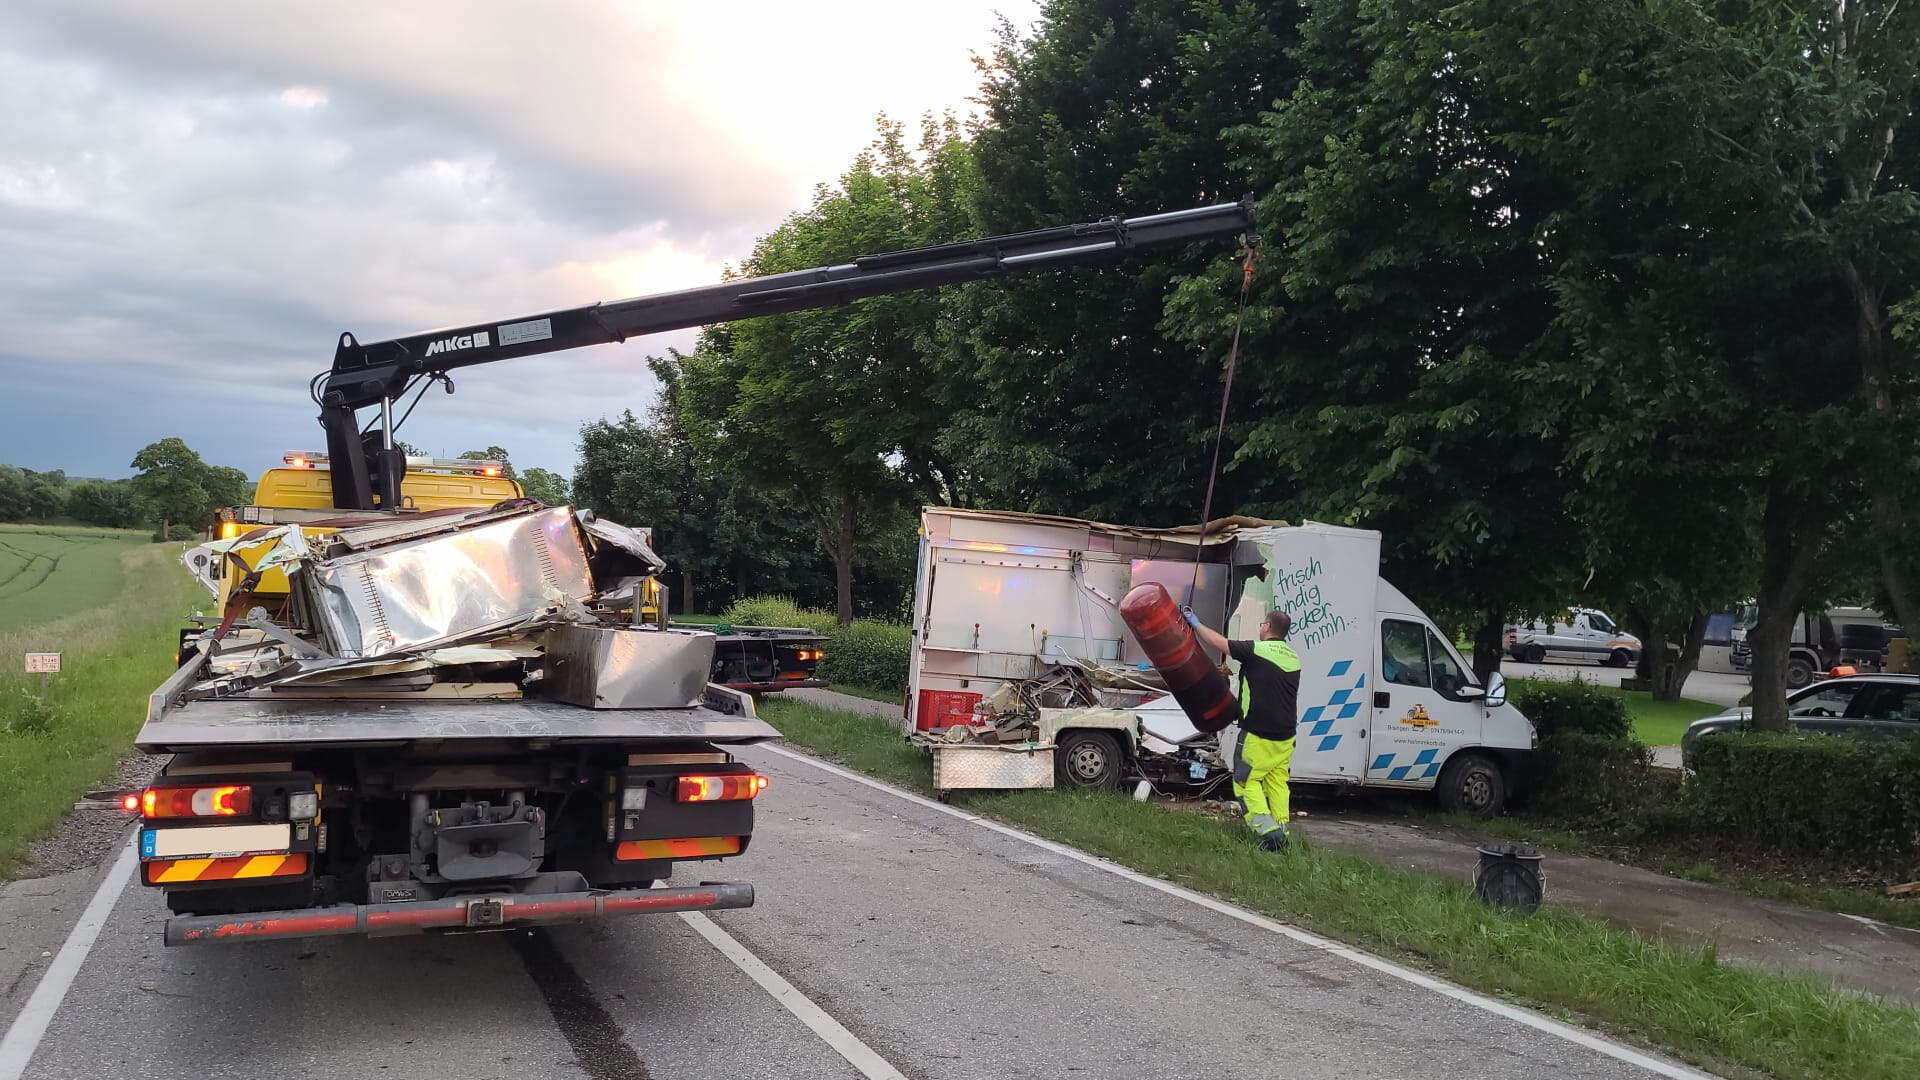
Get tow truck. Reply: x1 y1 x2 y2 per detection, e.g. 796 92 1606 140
130 200 1255 944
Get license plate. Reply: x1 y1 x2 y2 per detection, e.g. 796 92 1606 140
142 823 291 859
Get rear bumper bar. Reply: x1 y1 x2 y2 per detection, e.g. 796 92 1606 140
164 881 753 946
723 679 827 692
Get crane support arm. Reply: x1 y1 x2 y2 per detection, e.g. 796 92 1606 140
317 198 1253 508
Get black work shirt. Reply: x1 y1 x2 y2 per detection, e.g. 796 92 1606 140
1229 638 1303 741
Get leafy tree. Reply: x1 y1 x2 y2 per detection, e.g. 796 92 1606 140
1150 0 1583 676
394 440 428 457
0 466 32 522
955 0 1304 521
573 357 836 614
1453 0 1920 725
518 467 570 506
673 117 982 624
66 480 144 528
204 465 252 510
129 438 213 536
128 438 249 534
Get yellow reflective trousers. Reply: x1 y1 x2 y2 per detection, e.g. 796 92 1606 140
1233 731 1294 836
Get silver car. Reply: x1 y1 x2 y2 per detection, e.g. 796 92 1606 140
1680 673 1920 761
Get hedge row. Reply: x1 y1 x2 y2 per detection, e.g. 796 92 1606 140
1504 678 1631 741
720 595 912 694
1502 679 1645 814
1687 732 1920 862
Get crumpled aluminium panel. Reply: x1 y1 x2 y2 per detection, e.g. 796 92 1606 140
300 505 594 658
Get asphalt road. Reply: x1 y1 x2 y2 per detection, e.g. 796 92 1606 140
1 743 1707 1080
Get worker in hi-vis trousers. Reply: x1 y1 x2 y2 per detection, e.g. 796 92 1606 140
1187 609 1301 851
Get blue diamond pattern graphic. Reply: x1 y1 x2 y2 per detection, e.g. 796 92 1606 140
1328 660 1352 678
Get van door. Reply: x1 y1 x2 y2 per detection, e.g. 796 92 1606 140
1368 617 1483 788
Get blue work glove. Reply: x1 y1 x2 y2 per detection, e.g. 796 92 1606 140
1182 608 1201 629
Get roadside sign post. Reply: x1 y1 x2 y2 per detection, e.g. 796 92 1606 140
24 651 60 699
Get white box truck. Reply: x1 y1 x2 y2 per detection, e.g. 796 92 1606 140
907 510 1535 814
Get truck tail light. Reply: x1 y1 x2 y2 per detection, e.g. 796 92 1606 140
676 774 768 802
119 794 140 813
141 785 252 819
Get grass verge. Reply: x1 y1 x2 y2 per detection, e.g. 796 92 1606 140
757 697 1920 1080
1433 811 1920 931
0 543 201 877
1601 685 1721 746
819 683 903 706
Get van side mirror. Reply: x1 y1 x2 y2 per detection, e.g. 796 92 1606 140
1456 685 1485 699
1483 672 1508 708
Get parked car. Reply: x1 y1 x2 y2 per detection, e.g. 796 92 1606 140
1680 673 1920 762
1505 608 1641 667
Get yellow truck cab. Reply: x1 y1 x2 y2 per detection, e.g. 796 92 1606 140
201 451 523 614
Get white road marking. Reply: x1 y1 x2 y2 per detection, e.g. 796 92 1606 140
677 907 908 1080
753 743 1714 1080
1836 912 1890 938
0 833 137 1080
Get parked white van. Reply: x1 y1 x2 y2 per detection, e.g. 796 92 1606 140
1505 609 1641 667
905 510 1537 814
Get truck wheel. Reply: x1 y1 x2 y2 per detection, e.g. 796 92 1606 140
1436 753 1506 817
1785 655 1815 689
1055 730 1123 789
1521 644 1546 665
1607 648 1632 668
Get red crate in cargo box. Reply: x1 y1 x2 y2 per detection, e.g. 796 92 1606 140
915 689 982 731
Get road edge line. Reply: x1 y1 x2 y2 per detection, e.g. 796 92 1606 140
753 742 1713 1080
677 908 908 1080
0 832 138 1080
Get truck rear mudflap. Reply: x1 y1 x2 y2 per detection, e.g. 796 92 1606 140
165 880 753 946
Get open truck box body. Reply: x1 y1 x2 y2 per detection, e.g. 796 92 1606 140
908 510 1533 795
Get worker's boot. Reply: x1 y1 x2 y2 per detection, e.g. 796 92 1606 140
1257 827 1289 853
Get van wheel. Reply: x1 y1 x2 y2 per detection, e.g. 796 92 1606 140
1056 730 1123 789
1521 644 1546 665
1436 753 1506 817
1786 656 1815 689
1607 649 1632 668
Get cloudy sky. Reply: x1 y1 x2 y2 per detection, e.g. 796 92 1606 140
0 0 1038 481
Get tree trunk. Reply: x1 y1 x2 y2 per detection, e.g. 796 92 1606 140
1750 481 1820 731
1875 483 1918 637
1470 608 1504 682
1848 261 1920 637
680 570 694 616
1660 611 1709 702
1641 623 1671 699
833 495 856 627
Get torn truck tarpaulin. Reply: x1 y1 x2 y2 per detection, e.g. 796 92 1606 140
297 504 594 659
180 526 312 596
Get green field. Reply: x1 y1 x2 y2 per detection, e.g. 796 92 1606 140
0 524 152 634
0 536 203 876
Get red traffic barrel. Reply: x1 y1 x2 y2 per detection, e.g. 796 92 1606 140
1118 581 1241 734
